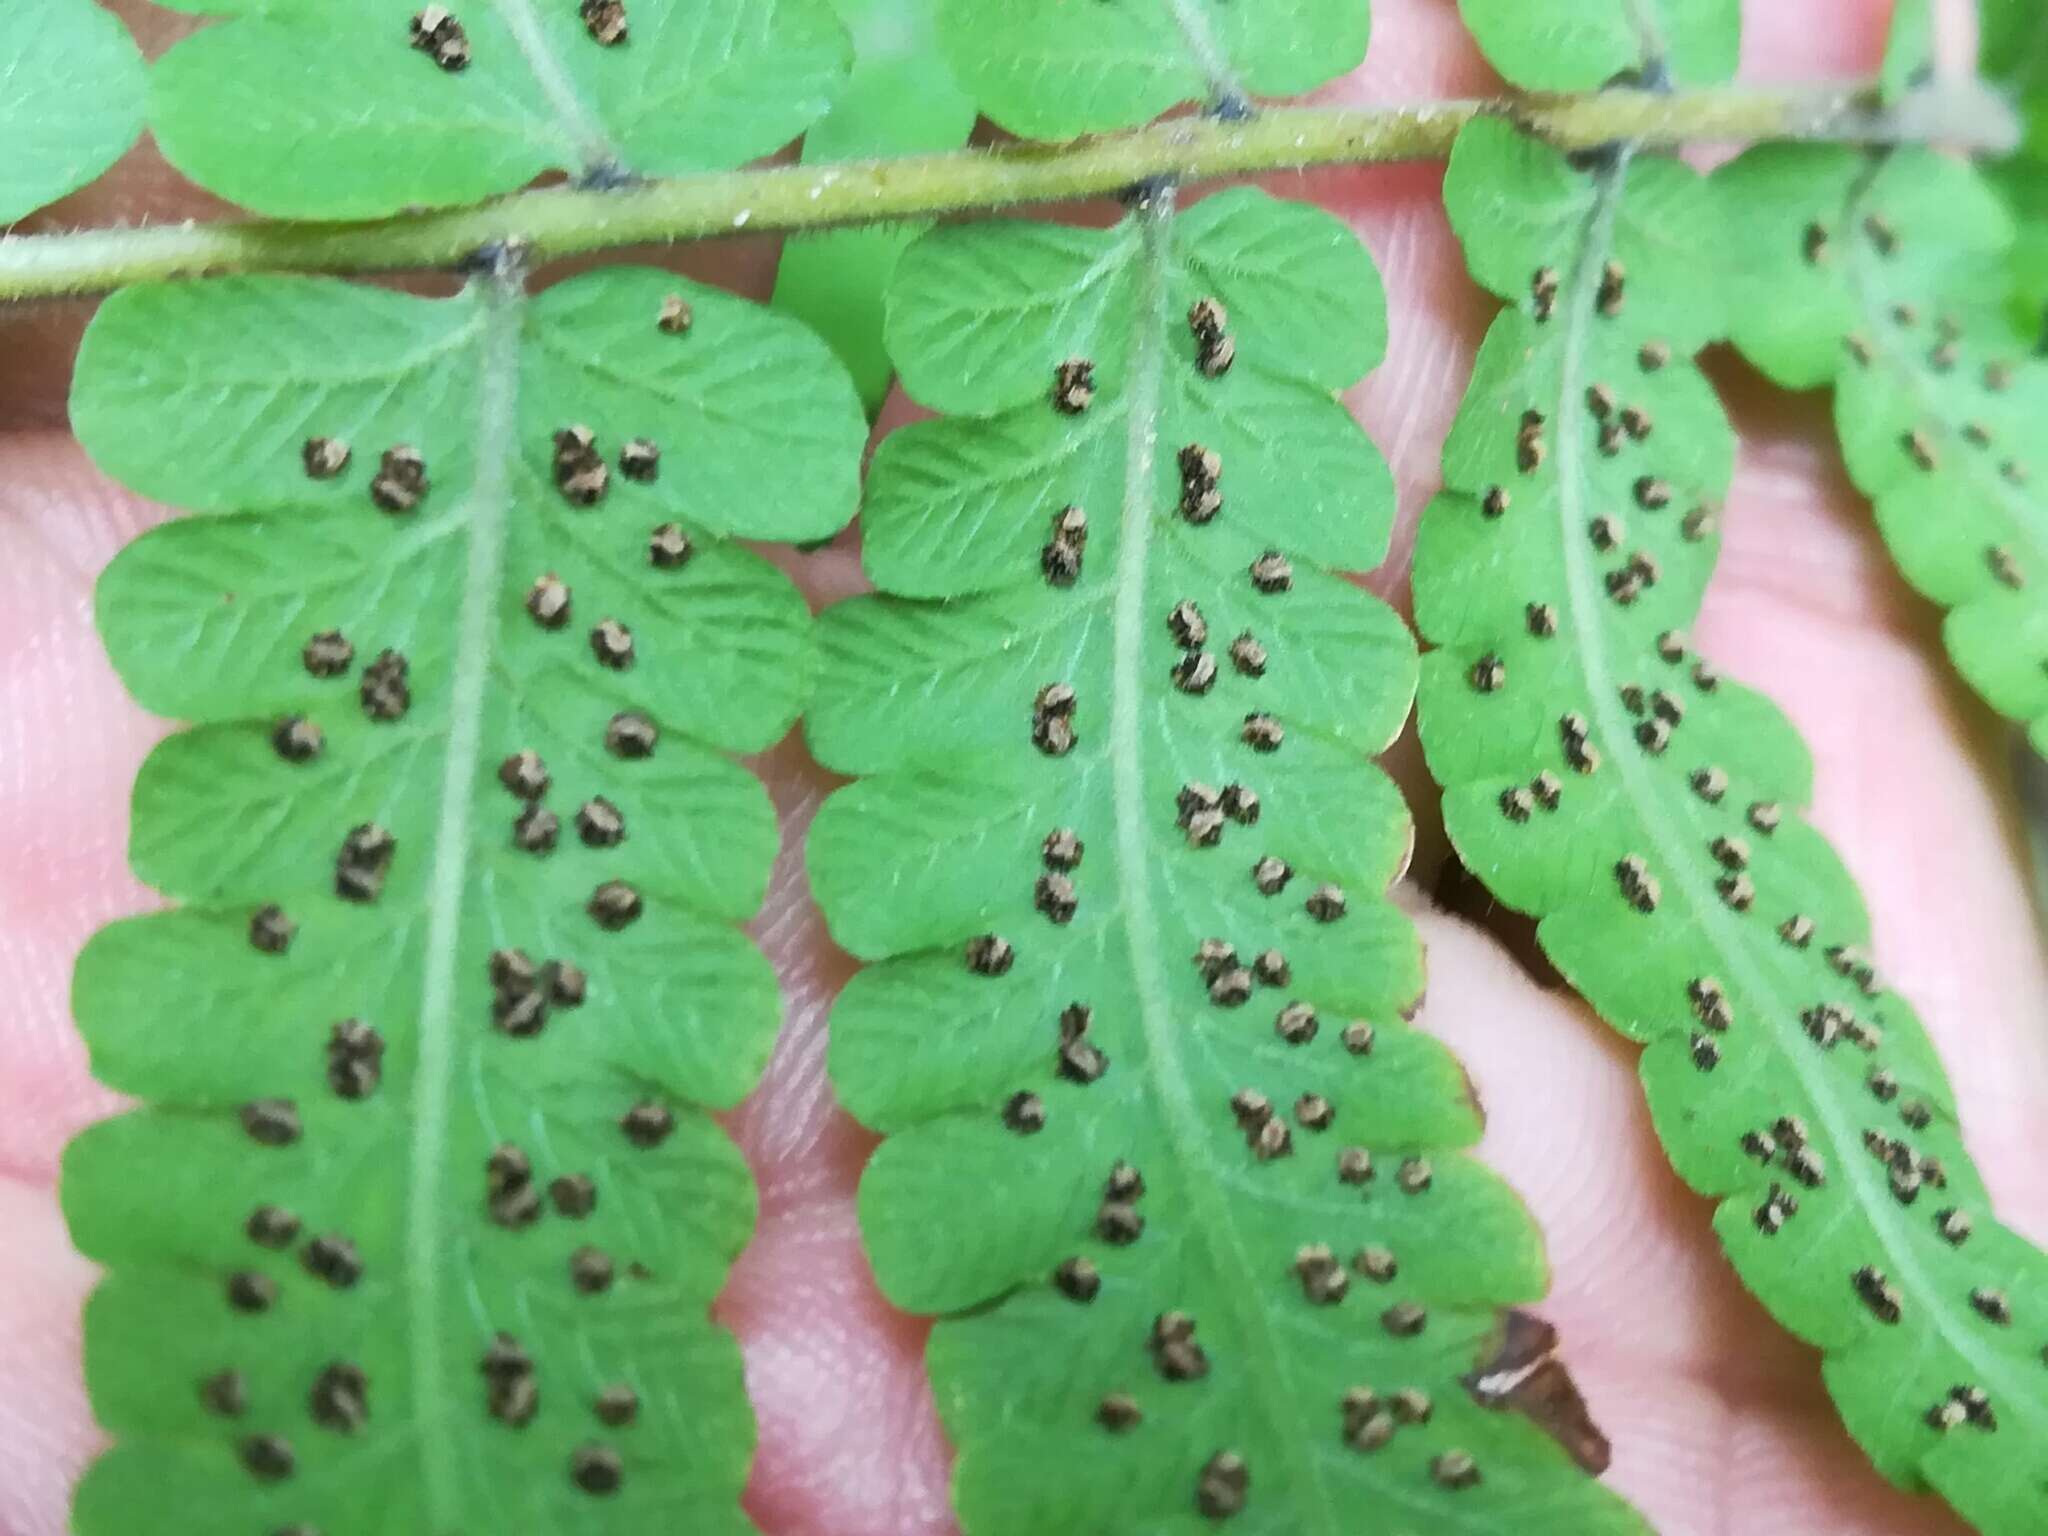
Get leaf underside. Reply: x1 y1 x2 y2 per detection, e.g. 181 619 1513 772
805 185 1645 1535
1457 0 1738 92
771 0 976 415
934 0 1369 141
1416 117 2048 1536
0 0 145 225
1721 144 2048 756
148 0 853 219
62 267 865 1532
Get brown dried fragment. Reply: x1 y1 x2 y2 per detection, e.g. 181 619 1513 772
1251 948 1289 987
1469 653 1506 693
303 1233 363 1289
1052 359 1095 414
1531 771 1562 810
360 648 411 720
1196 1451 1249 1518
1639 340 1671 371
249 903 297 955
513 803 559 854
1902 429 1938 472
1596 261 1626 317
1754 1183 1797 1236
1482 485 1511 518
310 1360 369 1434
327 1018 385 1100
1935 1207 1972 1246
1095 1201 1144 1245
1172 651 1219 695
1432 1450 1481 1490
1250 1117 1293 1161
580 0 628 45
1748 801 1783 835
589 618 635 670
303 629 354 677
618 438 659 482
226 1270 278 1313
570 1444 624 1496
1531 266 1560 320
648 522 692 569
1034 873 1078 925
1249 551 1292 593
593 1384 638 1426
605 710 658 758
1251 856 1292 895
587 879 642 930
1779 914 1816 949
1294 1093 1334 1131
1336 1146 1374 1186
241 1098 302 1147
1294 1245 1348 1305
966 933 1014 976
303 436 352 480
1988 546 2026 590
271 715 324 764
576 796 626 848
1241 713 1284 752
1304 884 1346 922
1151 1311 1209 1380
1634 477 1672 511
620 1102 674 1147
1691 765 1728 804
1971 1288 2013 1326
1853 1265 1903 1324
1097 1393 1142 1431
1178 444 1224 523
1382 1301 1427 1337
239 1433 296 1482
1354 1245 1397 1283
569 1246 615 1295
1041 827 1083 871
1526 602 1558 638
1221 784 1260 825
657 294 693 334
1614 854 1659 915
498 748 549 799
1396 1156 1432 1195
1002 1091 1046 1134
1167 599 1208 649
524 573 573 626
247 1204 301 1248
1209 966 1254 1008
371 445 429 511
201 1369 247 1417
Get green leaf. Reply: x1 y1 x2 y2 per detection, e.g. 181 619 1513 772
1977 0 2048 328
0 0 144 225
62 266 866 1533
1418 117 2048 1536
807 186 1647 1535
1720 145 2048 755
935 0 1370 141
772 0 976 414
149 0 853 219
1458 0 1738 92
1879 0 1932 104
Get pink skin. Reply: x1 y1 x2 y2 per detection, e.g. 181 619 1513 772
3 2 2044 1532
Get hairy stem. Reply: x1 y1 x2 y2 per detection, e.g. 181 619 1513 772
0 78 1969 302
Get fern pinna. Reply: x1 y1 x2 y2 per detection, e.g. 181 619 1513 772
1413 103 2048 1536
1720 144 2048 756
60 260 864 1532
803 186 1644 1532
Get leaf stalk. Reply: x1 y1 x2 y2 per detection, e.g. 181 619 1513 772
0 78 1973 302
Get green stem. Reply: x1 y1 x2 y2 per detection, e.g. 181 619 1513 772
0 78 1974 302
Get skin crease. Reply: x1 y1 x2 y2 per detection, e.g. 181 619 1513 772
2 0 2046 1532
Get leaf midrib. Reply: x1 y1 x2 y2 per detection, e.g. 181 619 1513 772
401 271 524 1531
1161 0 1246 108
487 0 622 173
1552 153 2036 1447
1107 184 1337 1532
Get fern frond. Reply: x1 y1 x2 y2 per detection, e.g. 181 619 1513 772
148 0 853 218
1720 144 2048 756
1416 116 2048 1536
934 0 1369 140
0 0 144 224
804 185 1647 1534
61 266 866 1532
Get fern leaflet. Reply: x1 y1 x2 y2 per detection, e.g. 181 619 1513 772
804 185 1646 1534
1457 0 1739 94
1721 145 2048 756
148 0 853 219
934 0 1369 140
1414 116 2048 1536
0 0 144 224
62 264 865 1532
